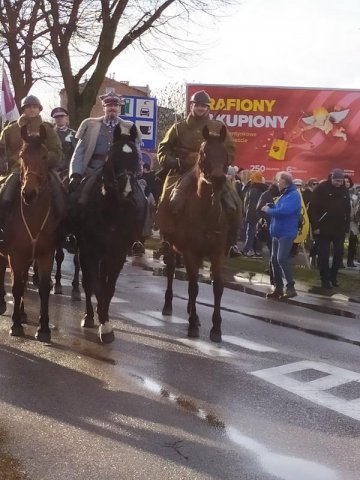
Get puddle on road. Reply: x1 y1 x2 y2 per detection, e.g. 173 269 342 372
130 372 339 480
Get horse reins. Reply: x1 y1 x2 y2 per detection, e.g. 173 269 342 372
20 174 51 262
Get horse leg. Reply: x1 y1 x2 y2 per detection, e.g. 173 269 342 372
185 254 202 338
54 247 64 294
8 256 26 337
32 260 39 286
0 255 7 315
79 250 95 328
71 250 81 301
20 269 28 324
162 248 176 316
96 257 121 344
35 252 54 342
209 257 224 343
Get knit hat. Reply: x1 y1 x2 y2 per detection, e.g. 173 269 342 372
250 171 263 183
331 168 345 179
293 178 304 187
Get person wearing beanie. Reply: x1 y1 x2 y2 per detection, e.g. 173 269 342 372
308 168 350 289
242 171 267 257
250 171 264 184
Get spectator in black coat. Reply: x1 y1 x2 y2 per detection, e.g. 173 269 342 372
256 182 280 284
309 169 350 289
242 171 267 256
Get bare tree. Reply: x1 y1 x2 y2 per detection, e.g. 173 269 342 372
153 81 186 148
0 0 235 127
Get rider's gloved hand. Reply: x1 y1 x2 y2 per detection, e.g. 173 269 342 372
164 156 180 171
0 163 8 176
68 173 82 193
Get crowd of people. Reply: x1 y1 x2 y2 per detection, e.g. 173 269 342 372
0 88 357 300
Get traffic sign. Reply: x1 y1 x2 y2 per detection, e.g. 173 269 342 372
121 96 157 150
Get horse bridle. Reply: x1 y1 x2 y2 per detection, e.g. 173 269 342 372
199 144 230 182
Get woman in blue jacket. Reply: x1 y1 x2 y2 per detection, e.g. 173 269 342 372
262 172 301 299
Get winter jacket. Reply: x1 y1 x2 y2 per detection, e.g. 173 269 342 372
309 179 350 237
244 182 267 223
69 117 142 177
267 183 301 238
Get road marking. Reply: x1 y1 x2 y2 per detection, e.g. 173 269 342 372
178 338 235 358
122 311 164 327
222 335 278 352
108 296 128 304
251 360 360 422
143 310 187 324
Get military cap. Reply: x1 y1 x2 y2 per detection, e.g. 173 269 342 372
51 107 68 118
99 91 124 106
20 95 43 112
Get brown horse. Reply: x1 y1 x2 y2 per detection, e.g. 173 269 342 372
1 125 60 341
162 125 231 343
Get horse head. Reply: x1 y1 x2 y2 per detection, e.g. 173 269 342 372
20 125 48 205
198 125 230 191
103 124 140 197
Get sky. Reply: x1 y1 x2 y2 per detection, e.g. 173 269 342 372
32 0 360 115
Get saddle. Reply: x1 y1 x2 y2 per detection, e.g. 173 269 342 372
169 165 198 215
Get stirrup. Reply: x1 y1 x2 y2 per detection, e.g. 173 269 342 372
131 241 145 257
158 240 171 256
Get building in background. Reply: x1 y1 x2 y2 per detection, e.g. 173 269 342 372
59 76 150 117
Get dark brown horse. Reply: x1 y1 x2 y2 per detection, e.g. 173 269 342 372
162 125 231 343
1 125 60 341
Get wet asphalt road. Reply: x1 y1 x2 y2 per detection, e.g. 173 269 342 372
0 255 360 480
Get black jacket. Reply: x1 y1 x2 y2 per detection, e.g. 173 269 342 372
309 180 350 237
244 182 268 223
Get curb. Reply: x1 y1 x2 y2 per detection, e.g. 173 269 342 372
146 263 360 321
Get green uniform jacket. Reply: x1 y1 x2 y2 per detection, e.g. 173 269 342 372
0 114 62 173
156 113 238 233
158 114 236 201
158 113 236 170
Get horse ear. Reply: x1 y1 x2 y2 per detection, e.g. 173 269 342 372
113 124 122 142
129 123 137 142
39 125 47 143
202 125 210 140
219 125 227 143
20 125 29 142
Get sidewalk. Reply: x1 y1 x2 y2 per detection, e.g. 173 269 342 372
131 245 360 346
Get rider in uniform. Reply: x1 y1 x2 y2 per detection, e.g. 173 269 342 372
69 91 142 192
0 95 65 237
68 91 145 254
51 107 77 177
156 89 242 256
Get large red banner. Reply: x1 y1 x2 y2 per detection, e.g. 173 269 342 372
187 84 360 182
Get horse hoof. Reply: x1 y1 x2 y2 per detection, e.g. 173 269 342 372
0 301 6 315
210 329 222 343
10 325 25 337
162 306 172 316
188 326 200 338
54 284 63 295
35 329 51 343
100 330 115 344
81 315 95 328
71 289 81 301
